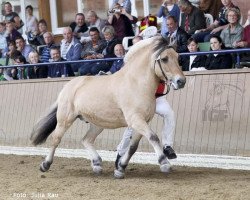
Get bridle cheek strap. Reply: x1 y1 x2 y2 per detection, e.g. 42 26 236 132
154 56 169 84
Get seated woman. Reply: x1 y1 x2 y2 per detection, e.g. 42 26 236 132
204 35 233 70
178 37 207 71
220 7 243 49
28 51 48 78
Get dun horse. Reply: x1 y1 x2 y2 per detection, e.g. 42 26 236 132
30 36 186 178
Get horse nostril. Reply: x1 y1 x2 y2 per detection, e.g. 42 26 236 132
177 78 186 88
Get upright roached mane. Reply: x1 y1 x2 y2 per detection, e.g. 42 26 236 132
30 36 186 179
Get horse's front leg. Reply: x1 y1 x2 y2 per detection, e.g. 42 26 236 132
40 123 69 172
126 116 170 173
82 123 104 175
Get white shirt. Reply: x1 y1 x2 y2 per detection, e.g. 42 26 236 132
189 55 197 71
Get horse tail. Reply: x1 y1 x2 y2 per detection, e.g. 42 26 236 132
30 102 58 145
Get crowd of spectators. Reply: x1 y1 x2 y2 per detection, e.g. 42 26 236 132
0 0 250 81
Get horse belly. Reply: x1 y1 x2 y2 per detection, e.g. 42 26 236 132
80 106 127 128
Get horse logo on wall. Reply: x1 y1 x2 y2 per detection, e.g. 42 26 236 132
202 81 245 122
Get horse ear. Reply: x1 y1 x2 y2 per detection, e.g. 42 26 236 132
161 34 170 44
161 34 177 50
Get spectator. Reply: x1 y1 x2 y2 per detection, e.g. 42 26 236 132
112 0 132 14
193 0 240 42
179 37 207 71
235 24 250 64
80 27 106 59
3 40 19 64
15 36 34 60
220 7 243 49
13 55 35 79
25 5 38 41
79 27 109 76
102 25 122 58
177 0 206 36
48 47 74 78
235 25 250 48
3 2 24 32
243 9 250 28
39 32 56 63
199 0 223 19
107 3 136 40
157 0 180 35
164 16 189 53
60 26 82 73
28 19 48 47
28 51 48 78
5 21 22 43
204 35 233 70
108 43 125 74
0 22 7 58
86 10 106 38
69 13 88 39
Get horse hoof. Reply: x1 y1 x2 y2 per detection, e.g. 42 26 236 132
114 169 125 179
40 161 51 172
92 165 103 175
160 163 171 173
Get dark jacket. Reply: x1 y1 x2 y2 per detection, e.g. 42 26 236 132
69 22 88 38
165 27 189 53
204 53 233 70
179 54 207 71
180 5 206 35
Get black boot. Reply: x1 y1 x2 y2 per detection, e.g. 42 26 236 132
163 146 177 159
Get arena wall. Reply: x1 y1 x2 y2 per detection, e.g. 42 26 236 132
0 69 250 157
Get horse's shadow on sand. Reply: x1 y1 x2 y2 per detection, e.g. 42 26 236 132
48 163 234 180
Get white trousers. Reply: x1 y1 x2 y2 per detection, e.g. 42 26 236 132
117 95 175 156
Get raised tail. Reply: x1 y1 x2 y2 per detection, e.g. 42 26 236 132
30 103 58 145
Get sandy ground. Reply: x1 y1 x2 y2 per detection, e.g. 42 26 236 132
0 154 249 200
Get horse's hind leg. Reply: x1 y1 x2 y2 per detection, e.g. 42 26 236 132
114 133 142 179
40 120 75 172
82 123 104 174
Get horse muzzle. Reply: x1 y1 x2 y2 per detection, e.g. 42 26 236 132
171 76 186 90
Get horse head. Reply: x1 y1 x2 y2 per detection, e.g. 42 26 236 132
153 36 186 90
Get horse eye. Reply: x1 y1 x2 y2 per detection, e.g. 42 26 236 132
161 57 168 63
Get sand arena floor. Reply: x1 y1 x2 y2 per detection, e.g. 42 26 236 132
0 154 249 200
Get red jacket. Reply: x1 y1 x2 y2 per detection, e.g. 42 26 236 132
155 82 169 98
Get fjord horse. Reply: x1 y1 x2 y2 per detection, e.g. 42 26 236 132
30 36 186 178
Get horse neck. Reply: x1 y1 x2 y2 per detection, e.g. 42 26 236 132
122 53 160 94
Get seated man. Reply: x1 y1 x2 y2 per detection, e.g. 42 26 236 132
39 32 56 63
60 26 82 73
177 0 206 37
79 27 107 75
164 16 189 53
15 36 34 60
48 46 74 78
69 13 88 39
99 43 125 75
